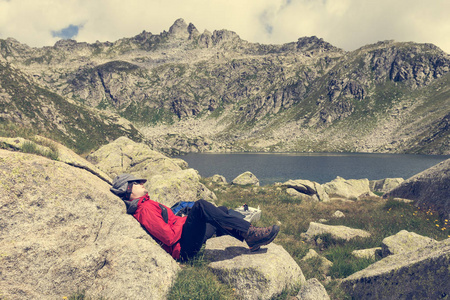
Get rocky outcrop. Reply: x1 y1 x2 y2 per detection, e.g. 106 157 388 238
2 19 450 155
282 179 329 202
384 158 450 218
323 177 373 200
381 230 438 257
0 149 179 300
204 236 306 300
341 238 450 299
302 222 371 241
86 136 216 207
231 171 260 186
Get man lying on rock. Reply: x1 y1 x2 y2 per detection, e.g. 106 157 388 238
110 173 280 261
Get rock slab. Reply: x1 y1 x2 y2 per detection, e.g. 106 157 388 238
204 236 306 300
303 222 371 241
341 238 450 300
0 150 179 300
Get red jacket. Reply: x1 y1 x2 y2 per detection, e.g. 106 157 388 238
133 194 187 259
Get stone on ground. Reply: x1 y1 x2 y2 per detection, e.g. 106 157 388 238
381 230 438 257
204 236 305 300
303 222 371 241
323 176 372 200
297 278 330 300
232 171 260 186
341 238 450 299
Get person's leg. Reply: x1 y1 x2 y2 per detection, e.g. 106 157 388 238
179 200 280 259
179 200 250 260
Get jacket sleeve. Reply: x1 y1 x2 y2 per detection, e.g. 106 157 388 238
134 204 184 247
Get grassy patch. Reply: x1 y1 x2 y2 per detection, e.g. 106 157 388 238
192 180 449 299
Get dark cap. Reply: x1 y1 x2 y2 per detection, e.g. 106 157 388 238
110 173 147 199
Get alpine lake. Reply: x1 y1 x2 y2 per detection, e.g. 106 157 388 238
174 152 450 186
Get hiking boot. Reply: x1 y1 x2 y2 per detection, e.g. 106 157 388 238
244 225 280 252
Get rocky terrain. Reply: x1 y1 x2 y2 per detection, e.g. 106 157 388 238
1 18 450 155
1 136 449 299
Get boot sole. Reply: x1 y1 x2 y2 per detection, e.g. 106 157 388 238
249 225 280 252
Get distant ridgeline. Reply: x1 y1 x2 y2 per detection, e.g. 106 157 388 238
1 18 450 155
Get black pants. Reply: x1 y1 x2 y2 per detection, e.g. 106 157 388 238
179 199 251 260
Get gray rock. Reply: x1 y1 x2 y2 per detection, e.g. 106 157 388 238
147 168 216 207
232 171 260 186
303 222 371 241
282 179 330 202
211 174 227 184
171 157 189 169
297 278 330 300
87 137 216 207
341 238 450 300
301 249 333 275
384 158 450 218
381 230 438 257
0 136 112 184
286 187 319 202
352 248 382 260
0 149 179 300
323 177 372 200
332 210 345 218
370 178 404 193
204 236 306 300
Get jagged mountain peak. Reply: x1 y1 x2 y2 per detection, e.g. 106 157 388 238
168 18 190 38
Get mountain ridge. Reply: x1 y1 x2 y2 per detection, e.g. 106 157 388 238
1 18 449 155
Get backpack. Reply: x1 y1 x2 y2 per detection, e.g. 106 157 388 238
170 201 195 216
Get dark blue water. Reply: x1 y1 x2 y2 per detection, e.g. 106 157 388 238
174 153 450 185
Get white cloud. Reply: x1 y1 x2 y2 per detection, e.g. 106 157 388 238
0 0 449 53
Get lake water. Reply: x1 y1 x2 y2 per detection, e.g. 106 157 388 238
174 153 450 186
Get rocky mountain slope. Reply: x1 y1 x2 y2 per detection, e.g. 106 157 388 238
1 18 449 154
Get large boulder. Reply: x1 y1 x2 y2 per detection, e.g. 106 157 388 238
87 136 216 207
204 236 306 300
147 168 216 207
323 176 372 200
302 222 371 241
384 158 450 218
381 230 438 257
0 150 179 300
231 171 260 186
282 179 330 202
341 238 450 299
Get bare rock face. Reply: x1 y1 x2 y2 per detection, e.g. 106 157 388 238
204 236 306 300
231 171 260 186
303 222 371 241
341 238 450 300
87 136 216 207
0 149 179 300
384 158 450 218
381 230 438 257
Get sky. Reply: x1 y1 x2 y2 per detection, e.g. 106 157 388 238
0 0 449 54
